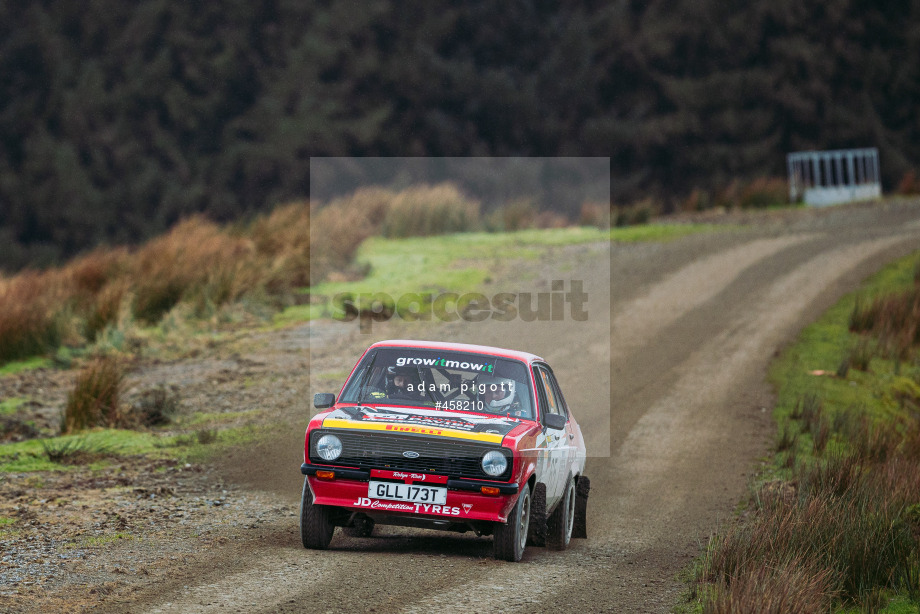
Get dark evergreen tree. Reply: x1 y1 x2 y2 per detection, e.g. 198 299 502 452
1 0 919 269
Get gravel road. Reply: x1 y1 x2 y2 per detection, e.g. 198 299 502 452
4 200 920 613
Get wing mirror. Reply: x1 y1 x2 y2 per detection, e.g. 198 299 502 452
543 413 566 431
313 393 336 409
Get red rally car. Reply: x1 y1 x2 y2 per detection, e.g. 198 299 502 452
300 340 590 561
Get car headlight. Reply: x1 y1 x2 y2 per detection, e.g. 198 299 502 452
481 450 508 477
316 434 343 461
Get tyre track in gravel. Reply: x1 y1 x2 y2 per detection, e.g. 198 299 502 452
130 202 920 614
395 234 918 614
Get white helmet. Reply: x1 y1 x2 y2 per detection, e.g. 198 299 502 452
480 377 515 409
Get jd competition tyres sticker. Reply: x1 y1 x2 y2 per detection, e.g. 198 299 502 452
352 498 472 516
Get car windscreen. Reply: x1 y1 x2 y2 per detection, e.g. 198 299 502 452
339 348 535 419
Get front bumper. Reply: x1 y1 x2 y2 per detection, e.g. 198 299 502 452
301 463 519 523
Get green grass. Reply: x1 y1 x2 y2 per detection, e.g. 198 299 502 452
0 424 273 473
0 419 272 472
839 596 920 614
0 356 52 376
609 222 727 243
0 346 81 376
0 397 26 416
768 252 920 465
0 517 19 539
278 223 725 325
0 429 166 472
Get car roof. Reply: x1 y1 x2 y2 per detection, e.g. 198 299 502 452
368 339 544 364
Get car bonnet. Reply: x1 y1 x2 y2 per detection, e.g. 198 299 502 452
320 405 525 445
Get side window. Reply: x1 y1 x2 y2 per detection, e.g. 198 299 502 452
534 365 564 417
546 369 570 418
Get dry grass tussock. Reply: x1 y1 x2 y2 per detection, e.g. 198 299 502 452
309 187 393 284
613 199 657 227
310 183 490 281
249 202 311 291
698 416 920 610
484 198 536 231
713 177 788 209
679 177 790 213
0 201 326 363
703 557 838 614
898 170 920 195
578 202 609 228
62 355 124 433
380 184 480 238
61 358 183 434
0 270 69 363
132 217 262 323
850 282 920 360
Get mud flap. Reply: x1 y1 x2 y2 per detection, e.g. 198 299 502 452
526 482 547 547
343 515 375 537
572 476 590 539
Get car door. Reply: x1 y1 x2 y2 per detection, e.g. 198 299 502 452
533 364 569 510
546 367 582 481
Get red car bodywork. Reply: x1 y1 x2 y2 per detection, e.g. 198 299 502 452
301 339 588 551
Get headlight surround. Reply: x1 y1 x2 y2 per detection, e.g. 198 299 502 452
481 449 508 477
316 434 343 461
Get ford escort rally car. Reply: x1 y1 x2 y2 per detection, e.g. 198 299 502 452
300 340 590 561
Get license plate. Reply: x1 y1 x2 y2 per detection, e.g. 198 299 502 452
368 481 447 504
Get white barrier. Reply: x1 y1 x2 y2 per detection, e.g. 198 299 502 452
787 148 881 207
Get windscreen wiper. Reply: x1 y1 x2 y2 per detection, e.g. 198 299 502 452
356 351 378 408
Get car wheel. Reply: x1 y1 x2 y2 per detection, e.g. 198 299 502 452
300 477 335 549
546 475 575 550
343 516 375 538
493 482 532 562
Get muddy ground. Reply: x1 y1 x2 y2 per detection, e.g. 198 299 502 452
2 199 920 613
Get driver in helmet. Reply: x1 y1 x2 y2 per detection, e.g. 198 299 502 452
477 376 520 414
385 366 423 401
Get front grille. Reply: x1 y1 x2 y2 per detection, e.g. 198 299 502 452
310 430 512 481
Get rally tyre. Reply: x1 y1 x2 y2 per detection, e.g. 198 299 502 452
493 483 532 562
300 477 335 549
572 476 590 539
547 475 576 550
343 516 375 538
526 482 547 547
